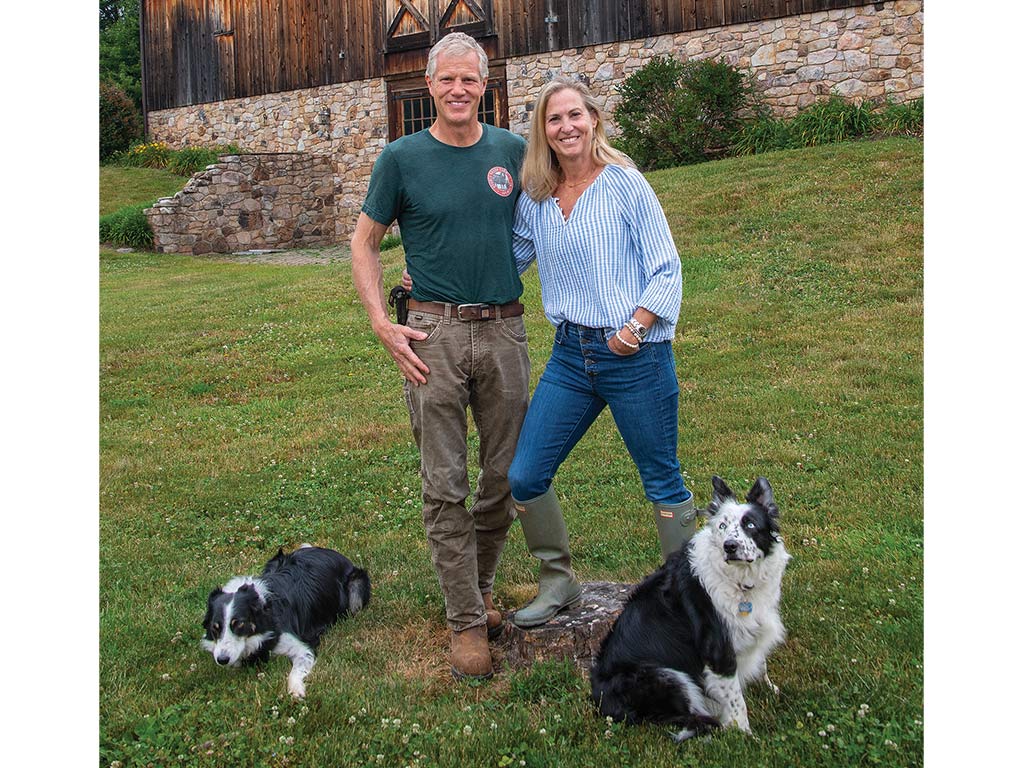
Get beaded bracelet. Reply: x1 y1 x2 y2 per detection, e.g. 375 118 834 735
614 330 639 350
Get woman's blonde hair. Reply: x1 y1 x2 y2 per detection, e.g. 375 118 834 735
520 76 635 202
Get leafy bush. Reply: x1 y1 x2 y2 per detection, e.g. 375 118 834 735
99 81 143 161
380 233 403 251
113 141 173 169
113 141 245 175
875 98 924 137
614 56 756 170
167 145 235 175
788 95 876 147
732 114 797 156
99 203 153 248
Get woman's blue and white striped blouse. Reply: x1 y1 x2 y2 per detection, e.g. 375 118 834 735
512 163 682 342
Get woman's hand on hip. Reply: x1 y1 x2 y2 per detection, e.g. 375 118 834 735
608 327 641 356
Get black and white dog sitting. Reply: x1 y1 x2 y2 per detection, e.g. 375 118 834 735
201 544 370 698
591 476 790 741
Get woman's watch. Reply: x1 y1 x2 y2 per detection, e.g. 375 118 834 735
626 317 649 343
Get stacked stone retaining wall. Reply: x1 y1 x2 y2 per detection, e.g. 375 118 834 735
146 1 922 247
144 153 338 255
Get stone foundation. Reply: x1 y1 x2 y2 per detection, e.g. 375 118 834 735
144 153 338 255
506 1 923 129
145 1 922 246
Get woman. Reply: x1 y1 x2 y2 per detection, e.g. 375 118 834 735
507 76 694 628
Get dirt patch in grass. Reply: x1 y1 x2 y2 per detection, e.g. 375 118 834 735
212 244 353 265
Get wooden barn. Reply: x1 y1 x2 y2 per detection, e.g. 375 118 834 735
140 0 923 252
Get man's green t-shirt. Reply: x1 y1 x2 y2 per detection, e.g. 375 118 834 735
361 123 527 305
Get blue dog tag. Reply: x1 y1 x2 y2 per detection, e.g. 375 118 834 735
738 601 752 616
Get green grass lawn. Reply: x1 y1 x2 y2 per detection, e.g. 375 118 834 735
100 165 188 216
100 137 922 767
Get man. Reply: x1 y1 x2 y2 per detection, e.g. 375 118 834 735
350 32 530 680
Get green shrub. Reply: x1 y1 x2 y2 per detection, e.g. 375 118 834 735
114 141 173 169
732 114 797 155
99 81 143 161
166 144 244 175
380 233 402 251
788 95 876 147
876 97 924 137
99 203 154 249
114 142 246 175
614 56 755 170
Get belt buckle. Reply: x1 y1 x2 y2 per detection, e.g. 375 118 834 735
457 303 488 321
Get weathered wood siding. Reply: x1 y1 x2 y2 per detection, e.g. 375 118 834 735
142 0 871 109
143 0 386 110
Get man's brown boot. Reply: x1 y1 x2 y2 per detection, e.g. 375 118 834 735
450 626 493 681
483 593 504 640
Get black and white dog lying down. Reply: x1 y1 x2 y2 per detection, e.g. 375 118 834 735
202 544 370 698
591 477 790 741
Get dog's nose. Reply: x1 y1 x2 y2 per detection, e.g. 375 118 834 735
723 539 739 554
215 654 231 666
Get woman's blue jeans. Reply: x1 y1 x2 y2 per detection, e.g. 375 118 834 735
508 322 691 505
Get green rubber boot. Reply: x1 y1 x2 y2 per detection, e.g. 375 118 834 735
653 495 697 562
511 487 583 628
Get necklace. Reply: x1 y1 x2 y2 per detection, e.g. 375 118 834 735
562 166 598 189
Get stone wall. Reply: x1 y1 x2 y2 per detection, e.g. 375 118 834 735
145 1 922 248
506 1 923 133
144 153 337 255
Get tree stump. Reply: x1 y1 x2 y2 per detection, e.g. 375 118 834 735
493 581 635 672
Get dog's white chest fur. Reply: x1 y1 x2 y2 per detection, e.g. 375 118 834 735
691 529 790 684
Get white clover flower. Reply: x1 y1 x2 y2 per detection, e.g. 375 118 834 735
287 716 296 726
818 730 827 737
348 716 356 724
827 724 835 732
412 723 421 733
539 728 547 736
161 673 170 680
604 729 613 738
463 725 472 736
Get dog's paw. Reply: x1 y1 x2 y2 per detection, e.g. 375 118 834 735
767 680 781 696
287 680 307 699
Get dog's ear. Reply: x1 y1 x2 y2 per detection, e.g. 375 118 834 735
202 588 224 629
707 476 734 515
746 477 778 518
237 581 268 607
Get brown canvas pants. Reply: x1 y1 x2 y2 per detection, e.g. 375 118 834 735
404 304 530 631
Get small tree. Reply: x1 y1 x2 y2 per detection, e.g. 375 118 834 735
100 81 143 161
100 0 142 108
614 56 756 170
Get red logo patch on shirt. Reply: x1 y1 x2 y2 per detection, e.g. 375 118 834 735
487 166 514 197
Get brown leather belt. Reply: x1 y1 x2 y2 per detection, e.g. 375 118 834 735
407 299 524 321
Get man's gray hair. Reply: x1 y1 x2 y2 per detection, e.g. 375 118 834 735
426 32 488 80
